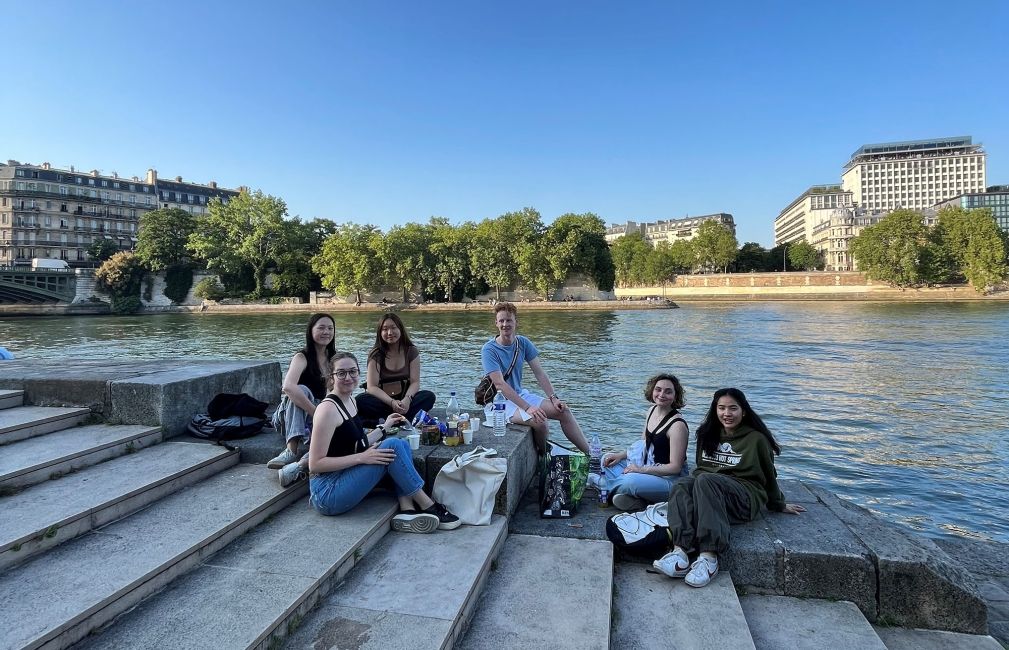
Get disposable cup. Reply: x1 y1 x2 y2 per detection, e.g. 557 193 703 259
407 433 420 450
470 418 481 431
463 430 474 445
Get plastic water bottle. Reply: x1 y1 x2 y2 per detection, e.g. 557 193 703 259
588 432 602 475
445 391 460 421
492 391 507 437
598 470 609 506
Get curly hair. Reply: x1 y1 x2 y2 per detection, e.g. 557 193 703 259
643 373 685 409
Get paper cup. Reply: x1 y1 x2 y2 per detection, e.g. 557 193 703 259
407 433 420 450
463 429 474 445
470 418 481 431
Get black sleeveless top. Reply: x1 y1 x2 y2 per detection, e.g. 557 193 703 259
298 351 330 400
645 406 688 466
322 394 369 459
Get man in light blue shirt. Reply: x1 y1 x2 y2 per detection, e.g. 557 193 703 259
480 302 589 454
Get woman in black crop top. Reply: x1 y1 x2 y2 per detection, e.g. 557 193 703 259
600 373 690 511
268 314 337 470
356 313 437 427
278 352 459 533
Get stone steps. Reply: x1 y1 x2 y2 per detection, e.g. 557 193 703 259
457 534 613 650
0 405 91 444
612 563 756 649
0 464 306 650
873 625 1004 649
74 494 399 650
0 423 163 490
0 441 237 572
0 389 24 410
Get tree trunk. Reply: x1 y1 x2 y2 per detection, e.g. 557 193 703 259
495 285 501 301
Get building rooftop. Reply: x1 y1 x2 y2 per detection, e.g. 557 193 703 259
845 136 982 167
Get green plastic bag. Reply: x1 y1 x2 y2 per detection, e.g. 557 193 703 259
538 442 588 518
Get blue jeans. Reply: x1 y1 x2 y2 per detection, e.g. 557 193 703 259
309 438 423 516
277 385 318 444
604 459 686 504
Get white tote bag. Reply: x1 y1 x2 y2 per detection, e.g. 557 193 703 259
432 446 508 526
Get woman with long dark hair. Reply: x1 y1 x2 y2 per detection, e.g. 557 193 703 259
355 313 436 426
601 373 690 511
267 313 337 469
652 388 804 588
278 352 459 533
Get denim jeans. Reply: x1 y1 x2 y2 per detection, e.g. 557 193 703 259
604 458 686 504
309 437 424 516
279 385 318 444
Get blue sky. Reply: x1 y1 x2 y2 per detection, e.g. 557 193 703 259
3 1 1007 246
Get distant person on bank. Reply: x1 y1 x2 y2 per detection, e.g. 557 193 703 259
267 313 337 470
480 302 589 454
355 313 436 428
278 352 460 533
653 388 804 588
601 373 690 512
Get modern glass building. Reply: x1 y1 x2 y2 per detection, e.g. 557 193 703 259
935 185 1009 234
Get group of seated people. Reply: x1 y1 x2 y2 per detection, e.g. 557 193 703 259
266 302 804 588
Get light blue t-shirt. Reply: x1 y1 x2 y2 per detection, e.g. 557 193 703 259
480 335 538 394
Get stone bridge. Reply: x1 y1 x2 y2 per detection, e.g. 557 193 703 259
0 268 77 303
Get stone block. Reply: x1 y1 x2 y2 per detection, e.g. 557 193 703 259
109 361 280 435
809 484 988 634
935 537 1009 579
765 502 876 618
740 595 886 649
778 478 818 504
723 518 783 592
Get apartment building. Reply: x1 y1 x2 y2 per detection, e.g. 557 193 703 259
935 185 1009 235
605 214 735 246
0 161 239 268
773 185 853 247
841 136 986 213
809 206 939 272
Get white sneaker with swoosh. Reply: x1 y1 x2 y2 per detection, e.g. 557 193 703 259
685 555 718 588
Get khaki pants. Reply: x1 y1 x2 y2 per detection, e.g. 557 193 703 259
667 473 752 555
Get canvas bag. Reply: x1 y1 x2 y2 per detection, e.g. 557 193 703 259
538 442 588 519
432 446 507 526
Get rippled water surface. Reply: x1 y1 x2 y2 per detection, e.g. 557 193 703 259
4 303 1008 542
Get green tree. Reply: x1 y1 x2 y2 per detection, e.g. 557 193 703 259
692 221 738 272
429 217 476 301
768 244 789 272
134 208 196 271
787 240 821 271
94 251 145 314
735 242 770 272
668 240 695 274
273 217 338 298
494 208 551 298
377 221 434 302
311 223 384 304
850 209 932 287
187 190 289 298
87 238 119 263
542 213 615 292
609 232 652 286
470 216 519 300
932 206 1009 292
644 242 679 288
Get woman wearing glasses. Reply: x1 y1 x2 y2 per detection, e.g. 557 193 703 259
355 313 436 427
267 313 337 470
279 352 460 533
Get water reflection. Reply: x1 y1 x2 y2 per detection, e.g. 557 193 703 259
3 301 1009 543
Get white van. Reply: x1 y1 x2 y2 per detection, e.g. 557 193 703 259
31 258 70 271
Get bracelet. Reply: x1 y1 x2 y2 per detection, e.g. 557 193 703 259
549 393 559 400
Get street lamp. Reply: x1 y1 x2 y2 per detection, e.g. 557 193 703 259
782 243 788 272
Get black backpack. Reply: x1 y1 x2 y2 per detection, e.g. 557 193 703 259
187 414 266 441
207 393 268 421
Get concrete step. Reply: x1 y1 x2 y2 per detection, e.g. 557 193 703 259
0 405 91 444
0 441 237 572
740 594 886 650
612 563 756 649
873 625 1004 649
286 516 509 650
457 534 613 650
0 464 306 650
77 495 400 649
0 389 24 410
0 423 163 490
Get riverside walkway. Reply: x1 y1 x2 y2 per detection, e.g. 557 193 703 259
0 360 1003 649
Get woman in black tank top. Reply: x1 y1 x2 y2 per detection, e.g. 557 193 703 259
598 373 690 511
278 352 460 534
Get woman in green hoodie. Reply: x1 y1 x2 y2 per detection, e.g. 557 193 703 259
653 388 805 587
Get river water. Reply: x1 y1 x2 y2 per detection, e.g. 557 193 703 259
3 303 1008 543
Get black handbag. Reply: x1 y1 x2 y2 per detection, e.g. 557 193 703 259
474 343 521 406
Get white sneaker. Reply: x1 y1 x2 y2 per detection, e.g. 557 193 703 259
653 548 690 579
685 555 718 588
278 462 307 488
267 447 298 469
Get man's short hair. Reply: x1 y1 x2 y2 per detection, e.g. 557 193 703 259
494 301 517 317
